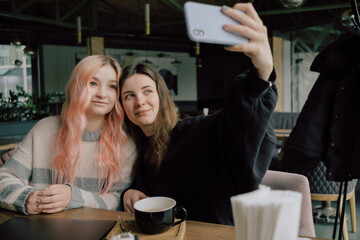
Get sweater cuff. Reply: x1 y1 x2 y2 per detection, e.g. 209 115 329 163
236 68 276 97
264 68 276 82
65 183 84 210
18 188 36 215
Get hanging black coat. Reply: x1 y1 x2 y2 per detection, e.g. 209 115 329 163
282 29 360 181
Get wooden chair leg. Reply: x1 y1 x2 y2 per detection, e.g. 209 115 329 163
342 217 349 240
339 195 349 240
350 192 356 233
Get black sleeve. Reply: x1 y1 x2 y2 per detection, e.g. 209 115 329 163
222 69 278 192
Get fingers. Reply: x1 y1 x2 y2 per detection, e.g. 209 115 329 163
124 191 137 213
37 192 62 203
26 190 42 215
232 2 262 24
41 207 65 214
0 149 14 166
38 202 67 213
220 3 273 80
25 185 72 214
226 40 264 55
36 184 72 214
222 24 261 44
221 5 261 32
124 200 134 214
221 3 267 43
124 189 148 213
138 191 147 199
128 191 148 213
37 194 66 209
27 206 42 215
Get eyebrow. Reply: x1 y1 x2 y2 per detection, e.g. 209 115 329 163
142 85 154 89
122 85 153 96
92 77 117 84
122 90 133 96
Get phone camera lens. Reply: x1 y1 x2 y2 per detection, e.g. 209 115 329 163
193 29 204 36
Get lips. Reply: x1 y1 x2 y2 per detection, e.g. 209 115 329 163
92 101 107 106
135 109 150 116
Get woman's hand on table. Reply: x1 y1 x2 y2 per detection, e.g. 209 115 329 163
221 3 273 80
124 189 148 213
26 190 42 215
36 184 72 214
0 149 14 167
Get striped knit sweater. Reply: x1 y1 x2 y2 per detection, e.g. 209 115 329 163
0 116 136 214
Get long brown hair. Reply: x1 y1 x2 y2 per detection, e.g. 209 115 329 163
119 63 179 171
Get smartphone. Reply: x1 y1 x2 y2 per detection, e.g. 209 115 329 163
184 1 249 46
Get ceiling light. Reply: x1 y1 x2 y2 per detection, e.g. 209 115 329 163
14 59 22 66
24 46 36 57
171 59 182 66
195 42 200 55
11 38 21 46
145 3 150 35
77 16 82 44
126 51 136 56
196 58 202 68
341 9 355 29
142 58 152 64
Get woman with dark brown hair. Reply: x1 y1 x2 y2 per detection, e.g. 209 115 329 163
119 3 277 225
120 64 178 170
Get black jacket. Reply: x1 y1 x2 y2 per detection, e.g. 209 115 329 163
282 29 360 181
128 69 277 225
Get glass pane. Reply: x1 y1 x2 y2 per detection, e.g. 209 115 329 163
27 68 33 94
0 44 32 99
1 69 23 98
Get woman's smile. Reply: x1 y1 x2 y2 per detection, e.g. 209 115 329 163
135 109 151 116
92 100 108 105
121 73 160 136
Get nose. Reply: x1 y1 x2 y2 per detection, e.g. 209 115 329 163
135 95 146 107
96 86 107 98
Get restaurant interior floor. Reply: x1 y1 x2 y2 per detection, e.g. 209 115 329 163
313 191 360 240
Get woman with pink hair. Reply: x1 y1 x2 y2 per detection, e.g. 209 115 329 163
0 55 135 215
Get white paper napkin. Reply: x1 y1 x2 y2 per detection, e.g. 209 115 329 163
231 185 302 240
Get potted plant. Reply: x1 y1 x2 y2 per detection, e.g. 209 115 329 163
0 86 65 137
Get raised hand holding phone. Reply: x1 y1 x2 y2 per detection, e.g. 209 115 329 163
222 3 273 80
184 2 273 80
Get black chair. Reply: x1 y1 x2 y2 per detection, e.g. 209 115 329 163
300 161 357 240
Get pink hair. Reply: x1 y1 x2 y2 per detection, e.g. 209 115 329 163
52 55 128 194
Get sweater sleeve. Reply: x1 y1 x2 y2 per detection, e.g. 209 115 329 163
223 69 277 192
65 183 128 211
0 130 37 214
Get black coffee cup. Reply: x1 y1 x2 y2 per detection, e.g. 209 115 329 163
134 196 187 234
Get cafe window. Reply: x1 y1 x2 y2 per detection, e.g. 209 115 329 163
0 44 32 98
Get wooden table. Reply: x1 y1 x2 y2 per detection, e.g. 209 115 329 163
0 207 330 240
0 138 21 151
274 129 292 161
274 128 292 140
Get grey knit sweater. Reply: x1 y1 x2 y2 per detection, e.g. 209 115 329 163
0 116 136 214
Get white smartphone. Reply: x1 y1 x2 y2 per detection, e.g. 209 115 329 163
184 1 249 46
